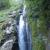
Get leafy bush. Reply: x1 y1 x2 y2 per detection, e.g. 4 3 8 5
25 0 47 50
32 37 46 50
0 0 10 10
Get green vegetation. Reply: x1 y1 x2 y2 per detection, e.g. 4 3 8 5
0 0 50 50
25 0 49 50
32 37 46 50
0 0 10 10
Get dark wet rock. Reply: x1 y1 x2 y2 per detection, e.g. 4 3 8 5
8 11 17 18
17 9 23 15
0 39 6 47
2 22 11 30
12 43 19 50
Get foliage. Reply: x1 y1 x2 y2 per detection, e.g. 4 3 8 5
25 0 48 50
25 0 47 16
0 0 10 10
32 36 46 50
0 0 49 50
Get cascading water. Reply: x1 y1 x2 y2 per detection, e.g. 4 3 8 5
18 5 27 50
18 5 32 50
26 19 32 50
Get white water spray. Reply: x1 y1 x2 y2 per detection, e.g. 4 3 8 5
18 5 27 50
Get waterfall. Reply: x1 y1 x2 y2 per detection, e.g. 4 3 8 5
18 5 32 50
18 5 27 50
26 19 32 50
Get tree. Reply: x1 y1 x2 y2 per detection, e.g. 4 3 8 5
0 0 10 10
25 0 48 50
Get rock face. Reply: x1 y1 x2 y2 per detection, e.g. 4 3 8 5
1 39 14 50
8 11 17 18
0 10 19 50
